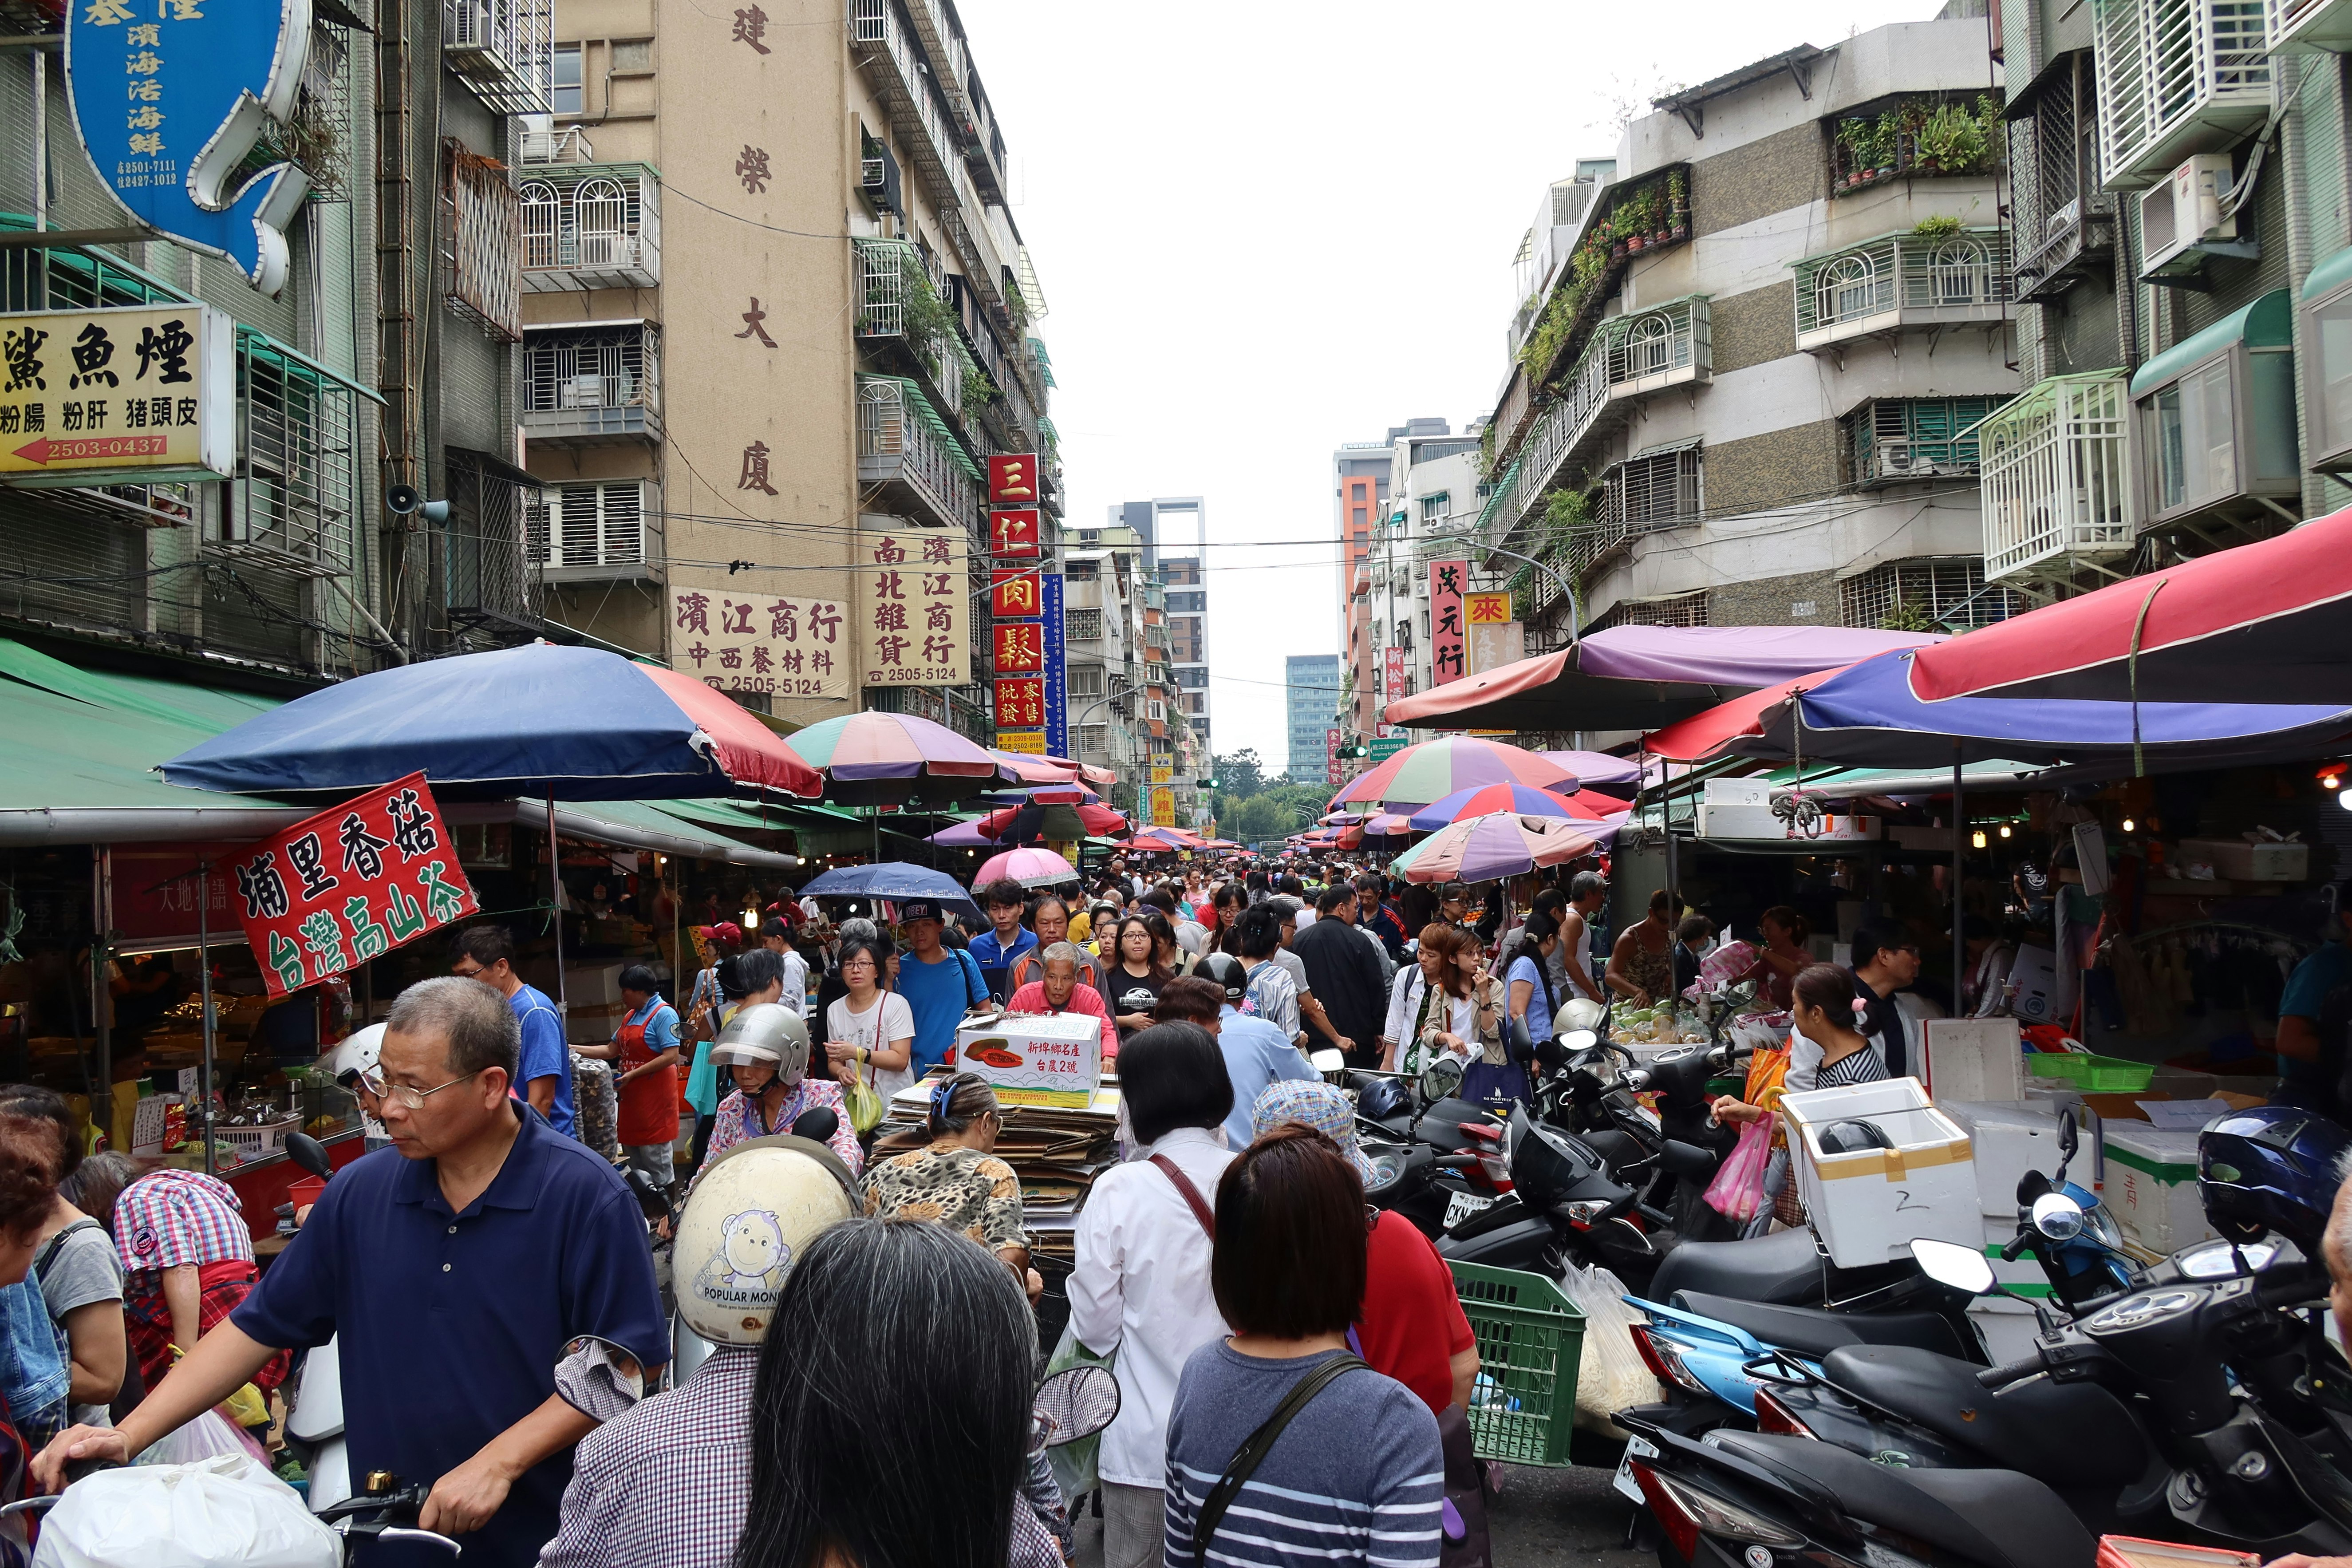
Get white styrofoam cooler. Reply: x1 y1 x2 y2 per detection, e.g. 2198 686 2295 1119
1922 1018 2024 1104
2101 1121 2217 1255
1783 1077 1981 1267
1942 1100 2075 1217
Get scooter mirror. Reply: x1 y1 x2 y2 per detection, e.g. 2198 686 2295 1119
1420 1056 1465 1102
1309 1048 1347 1076
1533 1038 1568 1069
285 1133 332 1181
2031 1191 2086 1241
790 1106 840 1145
1506 1016 1534 1058
2057 1108 2078 1162
2016 1168 2053 1205
1910 1237 1997 1295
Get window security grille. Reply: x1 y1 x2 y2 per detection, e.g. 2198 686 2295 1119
525 482 647 568
525 328 656 412
444 142 521 341
1606 446 1701 531
1066 608 1104 640
1848 397 2010 483
1606 592 1709 628
1839 558 2021 630
227 336 359 576
1077 724 1109 754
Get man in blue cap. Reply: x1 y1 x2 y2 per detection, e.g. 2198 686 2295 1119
892 897 992 1075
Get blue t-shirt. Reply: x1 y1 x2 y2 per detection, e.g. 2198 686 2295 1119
2278 941 2351 1089
1507 952 1555 1045
233 1109 666 1568
1217 1003 1317 1150
896 946 986 1071
967 926 1038 971
509 981 575 1137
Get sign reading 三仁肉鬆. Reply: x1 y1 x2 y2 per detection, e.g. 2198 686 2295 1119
65 0 314 292
1042 570 1068 758
232 773 478 1000
1150 786 1176 826
990 567 1041 620
995 729 1046 754
995 676 1044 731
987 453 1040 506
669 586 850 700
994 620 1044 675
856 525 970 689
0 304 236 482
1429 561 1468 685
989 508 1041 559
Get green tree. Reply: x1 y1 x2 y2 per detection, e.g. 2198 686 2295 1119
1212 749 1267 800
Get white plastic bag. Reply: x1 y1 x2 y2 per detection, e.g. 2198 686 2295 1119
32 1452 338 1568
132 1408 264 1469
1556 1264 1655 1439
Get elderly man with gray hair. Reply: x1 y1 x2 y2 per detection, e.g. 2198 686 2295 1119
36 976 667 1565
1005 940 1119 1060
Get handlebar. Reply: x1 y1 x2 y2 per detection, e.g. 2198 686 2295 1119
1976 1351 2048 1389
2000 1231 2036 1262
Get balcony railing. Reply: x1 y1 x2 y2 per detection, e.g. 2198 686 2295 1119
520 164 659 291
2097 0 2271 188
442 0 551 115
1980 371 2137 581
1792 229 2014 351
2272 0 2352 50
522 322 661 446
856 375 983 531
526 480 659 577
1475 296 1709 557
521 123 594 164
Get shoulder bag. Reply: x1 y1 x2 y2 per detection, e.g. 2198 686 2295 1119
1148 1153 1215 1238
1187 1354 1370 1558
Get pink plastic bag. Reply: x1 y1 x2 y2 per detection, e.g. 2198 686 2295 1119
1702 1112 1776 1223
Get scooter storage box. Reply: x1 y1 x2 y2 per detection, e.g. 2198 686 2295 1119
1942 1100 2073 1217
1782 1077 1980 1268
2100 1121 2216 1254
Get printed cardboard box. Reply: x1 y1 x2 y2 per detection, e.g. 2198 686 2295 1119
956 1009 1104 1108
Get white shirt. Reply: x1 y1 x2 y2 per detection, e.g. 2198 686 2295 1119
828 991 917 1099
1069 1126 1235 1488
1294 906 1318 929
777 948 809 1017
1383 967 1479 1069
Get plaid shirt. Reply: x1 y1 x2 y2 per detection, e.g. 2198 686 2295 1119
542 1346 1066 1568
114 1169 253 1280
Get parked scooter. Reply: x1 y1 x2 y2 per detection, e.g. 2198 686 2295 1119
1432 1102 1684 1291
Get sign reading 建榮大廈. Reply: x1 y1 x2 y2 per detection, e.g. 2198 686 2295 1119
0 304 234 483
66 0 314 292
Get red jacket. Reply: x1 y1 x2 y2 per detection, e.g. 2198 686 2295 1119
1004 979 1116 1059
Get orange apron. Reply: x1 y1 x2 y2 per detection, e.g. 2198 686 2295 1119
615 1006 679 1147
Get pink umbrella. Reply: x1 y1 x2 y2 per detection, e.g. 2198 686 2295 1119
1330 734 1575 810
989 748 1084 784
975 845 1080 888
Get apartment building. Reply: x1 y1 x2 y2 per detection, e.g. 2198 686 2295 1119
1339 419 1482 745
0 0 537 679
1063 510 1208 821
1285 654 1343 782
528 0 1062 736
1981 0 2347 596
1470 11 2024 656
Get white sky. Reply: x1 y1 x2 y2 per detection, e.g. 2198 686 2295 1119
956 0 1939 767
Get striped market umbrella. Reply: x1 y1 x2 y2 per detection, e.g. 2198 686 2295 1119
989 748 1085 784
1330 735 1575 810
1391 813 1607 885
785 711 1003 806
1406 782 1616 832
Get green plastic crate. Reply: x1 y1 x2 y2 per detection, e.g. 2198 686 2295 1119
1448 1260 1586 1467
2026 1052 2155 1092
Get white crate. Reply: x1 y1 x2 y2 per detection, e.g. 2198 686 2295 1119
1783 1076 1982 1267
217 1115 302 1159
1923 1017 2024 1103
1943 1100 2075 1217
2102 1121 2216 1255
955 1009 1104 1108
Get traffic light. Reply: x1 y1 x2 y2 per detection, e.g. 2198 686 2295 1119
1197 776 1217 790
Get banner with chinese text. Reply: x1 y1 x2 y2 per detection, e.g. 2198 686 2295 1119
1469 618 1524 676
988 508 1041 558
232 773 478 1000
988 454 1041 506
0 304 235 482
1149 787 1176 826
995 676 1044 731
1042 570 1068 758
1325 727 1341 786
990 567 1041 620
994 620 1045 674
1382 644 1407 703
668 586 850 699
856 524 970 690
1429 561 1468 685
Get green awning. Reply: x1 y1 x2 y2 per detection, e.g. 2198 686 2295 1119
2307 241 2352 305
2131 288 2293 398
650 797 862 833
522 799 798 870
1758 760 2043 798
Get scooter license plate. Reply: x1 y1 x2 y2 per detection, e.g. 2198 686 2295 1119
1612 1434 1658 1502
1444 1190 1496 1230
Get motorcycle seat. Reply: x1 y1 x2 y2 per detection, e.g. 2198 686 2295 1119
1417 1098 1501 1153
1646 1224 1823 1307
1669 1291 1971 1362
1705 1431 2094 1568
1819 1343 2151 1489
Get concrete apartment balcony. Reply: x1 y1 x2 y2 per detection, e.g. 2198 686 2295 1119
1792 229 2013 353
520 162 660 293
522 321 661 447
1979 371 2137 582
856 375 984 532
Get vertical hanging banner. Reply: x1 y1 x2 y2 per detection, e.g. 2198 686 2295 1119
1042 570 1069 758
989 567 1042 620
1150 787 1176 826
995 676 1044 731
988 453 1041 506
232 772 479 999
1325 728 1342 787
65 0 313 291
856 524 969 689
1429 560 1468 685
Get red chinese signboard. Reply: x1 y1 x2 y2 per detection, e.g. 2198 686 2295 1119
1429 559 1468 685
231 772 479 999
988 453 1041 506
990 567 1042 620
995 677 1045 730
1383 644 1407 702
1326 727 1341 786
989 508 1041 559
994 621 1045 674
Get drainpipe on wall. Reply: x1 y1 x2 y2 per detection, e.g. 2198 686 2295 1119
2277 55 2322 520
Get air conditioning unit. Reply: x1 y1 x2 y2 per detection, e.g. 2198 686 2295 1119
1879 438 1916 475
1871 437 1972 482
2139 154 2255 281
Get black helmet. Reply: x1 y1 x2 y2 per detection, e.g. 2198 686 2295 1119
1356 1076 1413 1121
2199 1106 2350 1252
1815 1119 1895 1157
1196 951 1247 1004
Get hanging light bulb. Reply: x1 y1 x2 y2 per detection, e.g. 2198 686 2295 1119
1971 829 1987 849
1999 823 2012 839
2120 818 2136 833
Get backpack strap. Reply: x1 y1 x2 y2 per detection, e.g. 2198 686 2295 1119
1189 1355 1370 1557
35 1217 101 1287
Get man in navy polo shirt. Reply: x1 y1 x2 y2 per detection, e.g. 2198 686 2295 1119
32 977 665 1564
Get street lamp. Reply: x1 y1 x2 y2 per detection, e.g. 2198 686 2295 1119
1473 541 1583 646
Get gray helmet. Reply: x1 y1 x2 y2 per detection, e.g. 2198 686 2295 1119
1196 951 1247 1004
709 1003 811 1087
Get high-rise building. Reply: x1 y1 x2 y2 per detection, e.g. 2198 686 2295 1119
1285 655 1343 782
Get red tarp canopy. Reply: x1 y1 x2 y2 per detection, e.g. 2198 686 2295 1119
1641 666 1853 762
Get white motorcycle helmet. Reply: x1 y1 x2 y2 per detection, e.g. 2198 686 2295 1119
708 1003 810 1086
674 1140 856 1346
1559 997 1607 1035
